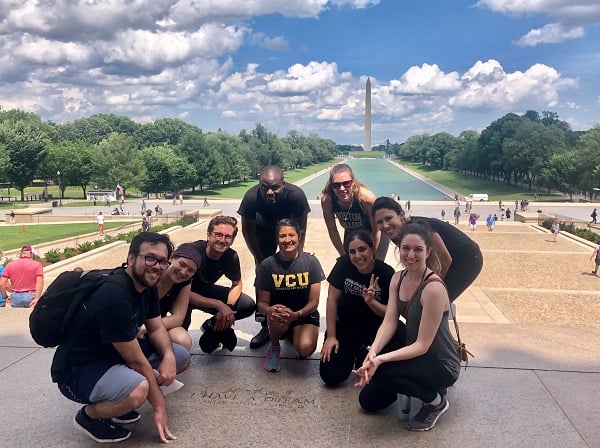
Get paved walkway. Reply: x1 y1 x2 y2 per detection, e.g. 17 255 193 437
1 203 599 447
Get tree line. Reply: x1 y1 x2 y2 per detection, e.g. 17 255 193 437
390 110 600 200
1 108 598 201
0 110 338 201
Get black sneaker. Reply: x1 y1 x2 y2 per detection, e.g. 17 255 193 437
406 395 449 431
249 326 270 349
111 410 140 424
199 328 220 353
74 407 131 443
219 328 238 351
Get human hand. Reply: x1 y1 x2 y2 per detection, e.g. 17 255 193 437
155 359 176 387
320 337 339 362
362 274 379 305
214 304 235 331
153 406 176 444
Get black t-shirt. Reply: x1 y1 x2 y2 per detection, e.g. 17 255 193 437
255 252 325 311
412 217 476 253
190 240 241 291
331 196 372 232
327 256 394 328
51 271 160 382
237 183 310 231
160 280 191 317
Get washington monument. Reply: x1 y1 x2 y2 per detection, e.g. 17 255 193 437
364 77 371 151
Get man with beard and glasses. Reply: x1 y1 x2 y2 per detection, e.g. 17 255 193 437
50 232 190 444
238 165 311 349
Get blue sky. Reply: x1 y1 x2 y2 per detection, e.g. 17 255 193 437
1 0 599 145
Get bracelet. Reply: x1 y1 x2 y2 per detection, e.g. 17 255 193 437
298 310 304 318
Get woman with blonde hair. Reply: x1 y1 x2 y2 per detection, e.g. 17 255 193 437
321 163 389 260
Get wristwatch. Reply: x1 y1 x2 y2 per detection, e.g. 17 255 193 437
297 310 304 318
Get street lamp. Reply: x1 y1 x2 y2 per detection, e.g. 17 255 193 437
57 170 62 206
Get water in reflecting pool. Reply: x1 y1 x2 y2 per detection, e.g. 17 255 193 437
297 158 449 201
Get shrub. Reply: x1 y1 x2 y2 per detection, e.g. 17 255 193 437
44 249 62 264
77 241 95 253
63 247 77 258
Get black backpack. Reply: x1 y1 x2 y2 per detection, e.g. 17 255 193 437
29 268 131 347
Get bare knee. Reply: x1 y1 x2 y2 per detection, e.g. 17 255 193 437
295 340 317 358
128 380 149 409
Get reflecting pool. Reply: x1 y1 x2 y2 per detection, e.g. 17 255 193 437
297 158 449 201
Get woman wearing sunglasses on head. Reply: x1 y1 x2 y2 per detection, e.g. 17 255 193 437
321 163 389 260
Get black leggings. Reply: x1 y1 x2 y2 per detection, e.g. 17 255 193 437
358 325 457 412
319 321 402 387
184 284 256 330
445 242 483 302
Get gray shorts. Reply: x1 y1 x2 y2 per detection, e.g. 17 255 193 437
58 340 189 405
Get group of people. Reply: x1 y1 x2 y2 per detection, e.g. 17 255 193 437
46 163 485 443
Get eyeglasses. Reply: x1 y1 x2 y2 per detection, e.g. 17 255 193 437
331 180 353 190
210 231 234 241
136 254 171 270
260 183 282 192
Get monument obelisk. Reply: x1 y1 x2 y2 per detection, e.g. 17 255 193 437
364 77 371 151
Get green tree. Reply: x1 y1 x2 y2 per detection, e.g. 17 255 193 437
0 111 49 200
41 141 93 199
91 133 147 192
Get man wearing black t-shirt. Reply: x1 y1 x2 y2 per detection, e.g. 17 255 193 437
189 215 256 353
50 233 190 444
238 165 311 348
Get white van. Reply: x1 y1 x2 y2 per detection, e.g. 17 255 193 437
468 193 489 202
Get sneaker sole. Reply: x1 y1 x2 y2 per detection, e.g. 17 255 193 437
406 400 449 432
110 415 141 425
264 363 280 372
73 417 131 443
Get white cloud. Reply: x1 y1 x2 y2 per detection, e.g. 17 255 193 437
251 33 289 51
476 0 600 25
450 60 577 109
517 22 584 46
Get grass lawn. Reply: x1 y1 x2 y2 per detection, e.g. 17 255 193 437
0 222 133 251
405 163 568 201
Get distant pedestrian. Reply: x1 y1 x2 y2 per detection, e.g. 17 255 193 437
469 213 478 231
141 216 150 232
441 209 446 220
486 214 494 231
498 200 502 210
141 199 147 214
590 244 600 275
0 245 44 308
104 195 110 206
453 207 461 225
506 208 511 220
551 219 560 242
96 211 105 235
178 193 183 205
590 208 597 224
203 197 209 207
405 200 411 211
9 210 15 224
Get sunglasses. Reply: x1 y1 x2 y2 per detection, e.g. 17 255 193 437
260 183 282 192
331 180 353 190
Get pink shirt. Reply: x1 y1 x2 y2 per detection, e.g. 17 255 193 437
1 257 44 291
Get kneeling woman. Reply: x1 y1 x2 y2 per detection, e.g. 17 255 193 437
354 221 460 432
320 230 395 387
256 218 325 372
155 243 203 350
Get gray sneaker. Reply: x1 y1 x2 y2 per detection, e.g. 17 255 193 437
406 395 449 431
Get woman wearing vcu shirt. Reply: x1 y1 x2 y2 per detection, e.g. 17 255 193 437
320 230 395 387
256 218 325 373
